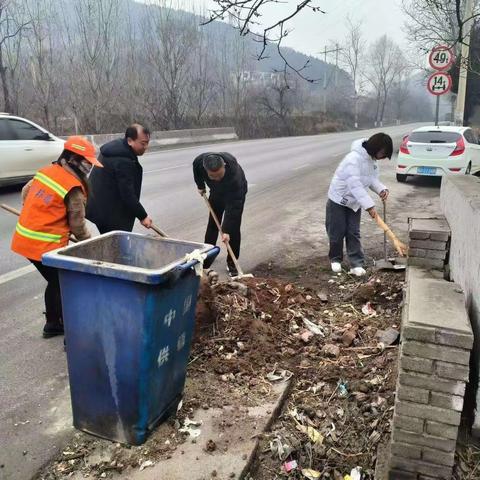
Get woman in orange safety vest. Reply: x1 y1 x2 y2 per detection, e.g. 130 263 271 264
11 136 103 338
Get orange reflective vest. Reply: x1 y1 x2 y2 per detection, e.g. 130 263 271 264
11 164 86 261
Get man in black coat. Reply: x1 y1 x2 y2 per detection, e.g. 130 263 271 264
86 124 152 233
193 152 247 276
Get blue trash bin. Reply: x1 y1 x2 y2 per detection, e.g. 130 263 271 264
42 231 219 445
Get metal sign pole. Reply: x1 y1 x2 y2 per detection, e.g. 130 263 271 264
435 96 440 126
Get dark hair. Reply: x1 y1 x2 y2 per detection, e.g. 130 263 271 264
203 154 224 171
362 133 393 159
125 124 151 140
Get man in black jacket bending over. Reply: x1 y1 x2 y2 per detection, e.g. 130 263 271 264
193 152 248 276
86 124 152 233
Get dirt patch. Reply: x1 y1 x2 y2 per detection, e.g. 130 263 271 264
35 256 404 479
243 258 403 479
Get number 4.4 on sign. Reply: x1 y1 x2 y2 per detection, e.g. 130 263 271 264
427 72 452 96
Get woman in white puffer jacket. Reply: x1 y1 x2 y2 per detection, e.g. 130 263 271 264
326 133 393 276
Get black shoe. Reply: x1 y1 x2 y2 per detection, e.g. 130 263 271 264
227 266 238 278
42 322 64 338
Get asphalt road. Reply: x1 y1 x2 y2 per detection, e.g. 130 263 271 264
0 124 430 479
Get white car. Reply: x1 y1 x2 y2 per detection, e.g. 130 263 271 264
396 125 480 182
0 113 65 187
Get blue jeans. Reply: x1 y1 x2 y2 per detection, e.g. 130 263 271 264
325 199 364 267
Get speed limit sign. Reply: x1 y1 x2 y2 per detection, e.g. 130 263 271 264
427 72 452 96
429 45 455 71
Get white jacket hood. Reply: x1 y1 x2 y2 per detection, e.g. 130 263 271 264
327 138 386 212
351 138 368 155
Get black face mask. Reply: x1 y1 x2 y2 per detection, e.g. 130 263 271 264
67 159 90 179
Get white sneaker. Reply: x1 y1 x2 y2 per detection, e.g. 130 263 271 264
331 262 342 273
349 267 366 277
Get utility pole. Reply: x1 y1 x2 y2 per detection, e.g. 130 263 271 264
334 42 340 87
455 0 474 125
323 45 327 115
318 44 343 115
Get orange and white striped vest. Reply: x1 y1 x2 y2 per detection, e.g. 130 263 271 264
11 164 85 261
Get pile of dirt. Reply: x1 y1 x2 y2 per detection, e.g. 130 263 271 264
191 266 404 479
36 260 404 480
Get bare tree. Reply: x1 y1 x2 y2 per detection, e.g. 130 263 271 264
340 16 366 128
391 70 412 122
187 25 217 124
144 1 197 129
258 75 295 134
60 0 122 133
24 0 61 129
0 0 29 112
365 35 406 125
205 0 324 81
402 0 480 53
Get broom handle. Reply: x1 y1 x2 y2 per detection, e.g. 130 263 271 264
375 213 401 246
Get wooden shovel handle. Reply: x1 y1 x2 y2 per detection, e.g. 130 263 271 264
1 203 78 243
202 194 244 275
151 223 168 238
1 203 21 216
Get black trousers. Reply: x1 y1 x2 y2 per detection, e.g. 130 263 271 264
204 196 244 270
30 260 62 325
325 199 364 267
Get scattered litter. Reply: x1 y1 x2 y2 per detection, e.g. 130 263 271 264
303 318 324 336
176 399 183 413
269 435 293 460
302 468 321 479
283 460 298 473
375 327 400 346
361 302 377 316
311 381 326 394
344 466 362 480
338 381 348 398
266 369 293 383
139 460 155 471
297 424 324 445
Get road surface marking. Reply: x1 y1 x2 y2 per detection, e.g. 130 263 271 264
0 264 35 285
146 163 188 173
292 163 311 171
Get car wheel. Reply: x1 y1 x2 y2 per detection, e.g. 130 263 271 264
396 174 407 183
466 162 472 175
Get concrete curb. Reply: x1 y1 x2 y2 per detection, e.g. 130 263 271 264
239 377 294 479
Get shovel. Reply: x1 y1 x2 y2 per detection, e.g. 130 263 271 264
373 202 408 270
2 203 169 244
201 193 253 280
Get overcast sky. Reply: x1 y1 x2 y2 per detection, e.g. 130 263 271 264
180 0 410 60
